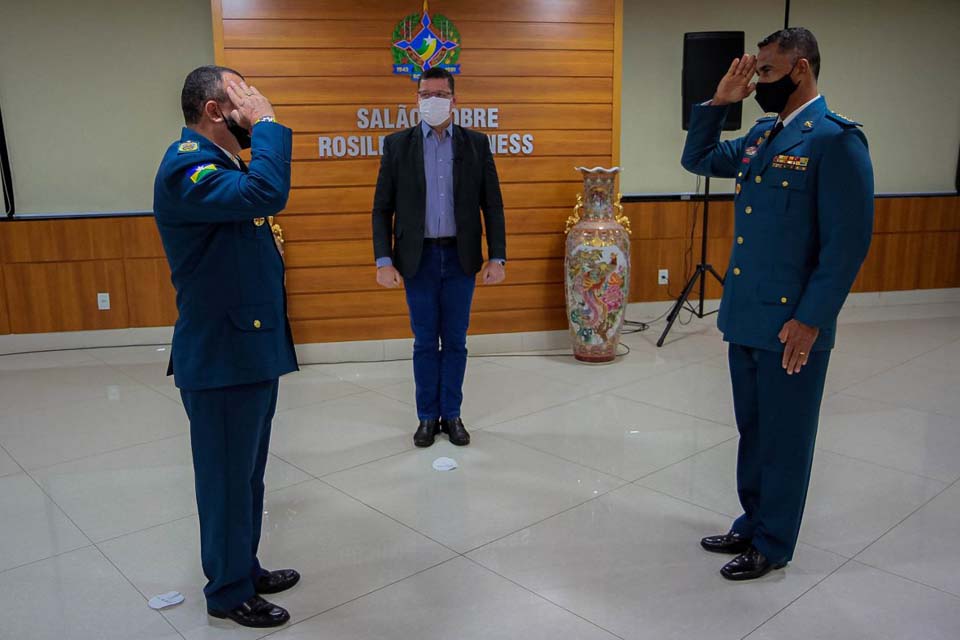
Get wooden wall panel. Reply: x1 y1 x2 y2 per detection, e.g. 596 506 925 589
124 258 178 327
221 0 616 24
291 130 613 160
225 49 614 78
224 19 613 51
291 155 609 188
256 77 613 106
0 219 124 263
0 266 10 335
212 0 619 344
120 217 166 258
4 261 129 333
275 104 613 134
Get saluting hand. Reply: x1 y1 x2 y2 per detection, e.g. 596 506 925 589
779 319 819 375
712 55 757 106
225 80 276 129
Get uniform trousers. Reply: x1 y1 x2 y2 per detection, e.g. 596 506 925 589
180 379 279 610
727 343 831 564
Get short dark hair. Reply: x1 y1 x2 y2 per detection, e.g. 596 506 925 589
758 27 821 79
181 65 244 125
417 67 455 93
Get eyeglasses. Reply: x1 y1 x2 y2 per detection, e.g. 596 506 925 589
417 91 453 99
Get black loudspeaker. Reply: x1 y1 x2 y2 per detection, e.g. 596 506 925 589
682 31 745 131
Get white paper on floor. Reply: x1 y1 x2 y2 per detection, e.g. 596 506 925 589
432 457 458 472
148 591 185 610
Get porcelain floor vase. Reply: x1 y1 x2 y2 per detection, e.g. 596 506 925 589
564 167 631 363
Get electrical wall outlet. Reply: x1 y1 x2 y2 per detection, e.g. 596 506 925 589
658 269 669 286
97 292 111 310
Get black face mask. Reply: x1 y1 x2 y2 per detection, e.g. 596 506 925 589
754 63 799 114
225 115 251 150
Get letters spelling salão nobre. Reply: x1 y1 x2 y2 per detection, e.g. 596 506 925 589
317 106 535 159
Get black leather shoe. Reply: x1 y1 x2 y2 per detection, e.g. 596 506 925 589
720 546 786 581
441 417 471 446
208 595 290 628
414 419 440 447
701 531 751 554
255 569 300 594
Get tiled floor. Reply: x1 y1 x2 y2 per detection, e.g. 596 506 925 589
1 301 960 639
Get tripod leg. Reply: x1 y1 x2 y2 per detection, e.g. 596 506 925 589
706 264 726 285
657 268 704 348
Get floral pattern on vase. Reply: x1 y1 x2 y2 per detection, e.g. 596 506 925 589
564 167 630 363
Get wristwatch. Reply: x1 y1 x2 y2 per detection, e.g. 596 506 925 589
255 116 277 125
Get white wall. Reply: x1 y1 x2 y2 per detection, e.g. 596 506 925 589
0 0 214 214
620 0 960 195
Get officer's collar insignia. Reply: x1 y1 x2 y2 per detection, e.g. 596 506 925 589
803 120 814 129
178 141 199 153
189 163 218 184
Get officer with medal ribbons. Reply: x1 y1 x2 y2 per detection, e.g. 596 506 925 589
153 66 300 628
680 29 874 580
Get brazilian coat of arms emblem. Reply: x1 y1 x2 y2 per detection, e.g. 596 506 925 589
391 1 461 81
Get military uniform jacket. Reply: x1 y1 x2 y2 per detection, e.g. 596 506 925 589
681 97 874 351
153 122 299 391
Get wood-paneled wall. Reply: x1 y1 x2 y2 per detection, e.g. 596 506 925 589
0 196 956 338
214 0 620 343
622 196 960 305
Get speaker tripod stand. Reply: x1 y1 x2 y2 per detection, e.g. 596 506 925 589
657 177 725 347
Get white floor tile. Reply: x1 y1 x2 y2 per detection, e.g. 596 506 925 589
270 391 417 477
639 441 947 557
0 349 100 371
271 557 619 640
100 480 454 640
0 445 20 477
375 364 592 429
488 393 736 480
325 432 625 553
0 302 958 639
908 338 960 373
843 362 960 419
32 435 309 542
857 483 960 597
470 484 845 640
747 561 960 640
0 386 186 470
0 364 142 418
485 347 689 395
0 473 89 572
832 317 960 364
611 363 736 425
0 547 181 640
818 394 960 483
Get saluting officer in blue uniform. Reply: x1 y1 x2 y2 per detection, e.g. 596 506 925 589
681 28 874 580
154 66 300 628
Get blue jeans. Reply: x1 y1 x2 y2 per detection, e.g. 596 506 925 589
404 243 476 421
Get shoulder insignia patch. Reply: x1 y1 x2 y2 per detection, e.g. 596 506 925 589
825 111 862 128
189 164 218 184
178 141 199 153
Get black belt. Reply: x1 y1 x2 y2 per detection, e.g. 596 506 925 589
424 237 457 246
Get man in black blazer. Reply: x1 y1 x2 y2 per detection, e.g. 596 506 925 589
372 67 507 448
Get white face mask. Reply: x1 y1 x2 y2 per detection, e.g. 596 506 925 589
419 96 452 127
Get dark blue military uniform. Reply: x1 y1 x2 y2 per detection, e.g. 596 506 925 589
153 122 298 610
681 97 873 564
